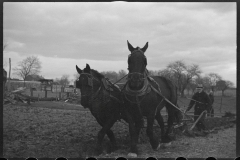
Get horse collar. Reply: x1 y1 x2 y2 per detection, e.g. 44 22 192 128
123 78 151 97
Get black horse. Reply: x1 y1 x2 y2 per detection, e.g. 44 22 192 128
76 64 125 155
122 41 181 157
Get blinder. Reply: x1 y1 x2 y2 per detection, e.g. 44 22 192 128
77 73 95 88
87 77 93 87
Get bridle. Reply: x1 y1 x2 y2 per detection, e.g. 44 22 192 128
78 72 122 106
127 49 147 82
78 72 101 100
127 72 146 81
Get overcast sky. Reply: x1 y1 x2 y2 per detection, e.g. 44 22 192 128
3 2 236 86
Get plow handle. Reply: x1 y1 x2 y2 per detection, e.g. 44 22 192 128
189 110 207 131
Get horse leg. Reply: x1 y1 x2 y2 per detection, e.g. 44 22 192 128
146 112 160 150
95 117 116 155
164 104 175 144
135 117 143 143
106 129 117 153
125 110 138 157
155 108 166 143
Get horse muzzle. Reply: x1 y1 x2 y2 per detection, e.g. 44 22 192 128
128 72 145 88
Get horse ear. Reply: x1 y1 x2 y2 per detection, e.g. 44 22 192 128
76 65 82 74
127 40 134 52
85 63 91 72
141 42 148 53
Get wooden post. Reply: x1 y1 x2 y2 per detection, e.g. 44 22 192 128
45 86 47 98
9 58 11 79
56 85 58 101
220 96 223 113
30 88 33 97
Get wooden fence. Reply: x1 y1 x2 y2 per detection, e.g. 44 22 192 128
6 80 80 100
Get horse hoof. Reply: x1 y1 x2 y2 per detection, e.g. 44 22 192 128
127 153 137 158
162 142 172 147
154 143 161 151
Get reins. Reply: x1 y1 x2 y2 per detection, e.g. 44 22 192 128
112 74 129 85
121 70 188 116
80 72 123 105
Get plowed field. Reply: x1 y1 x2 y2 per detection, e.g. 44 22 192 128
3 102 236 158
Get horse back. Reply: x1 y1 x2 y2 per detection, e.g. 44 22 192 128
149 76 177 104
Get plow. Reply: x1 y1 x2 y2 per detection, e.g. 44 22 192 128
171 109 236 138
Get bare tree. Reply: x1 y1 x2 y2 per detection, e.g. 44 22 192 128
55 75 70 86
167 60 186 95
182 64 202 94
167 60 201 97
206 73 222 91
216 80 234 96
201 76 212 91
13 56 41 84
157 68 173 80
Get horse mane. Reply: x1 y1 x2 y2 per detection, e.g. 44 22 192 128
90 69 105 80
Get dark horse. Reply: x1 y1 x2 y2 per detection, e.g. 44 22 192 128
76 64 125 155
122 41 181 157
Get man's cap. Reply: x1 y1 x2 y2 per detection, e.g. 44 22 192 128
196 84 203 89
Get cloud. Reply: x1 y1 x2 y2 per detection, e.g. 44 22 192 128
3 2 236 86
8 40 25 49
38 55 128 81
177 2 236 13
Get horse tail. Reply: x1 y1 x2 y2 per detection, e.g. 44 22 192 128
160 77 182 123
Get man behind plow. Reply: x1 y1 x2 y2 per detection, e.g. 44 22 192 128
185 84 212 133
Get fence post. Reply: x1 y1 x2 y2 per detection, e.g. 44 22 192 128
30 88 33 97
220 96 223 113
56 86 58 101
45 86 47 98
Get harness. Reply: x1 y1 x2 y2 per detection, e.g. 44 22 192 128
79 73 122 106
122 73 164 117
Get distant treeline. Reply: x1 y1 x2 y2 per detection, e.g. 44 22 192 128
99 60 235 97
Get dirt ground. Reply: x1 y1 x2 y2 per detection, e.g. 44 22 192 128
3 102 236 158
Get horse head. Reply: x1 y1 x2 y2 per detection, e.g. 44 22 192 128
127 40 148 90
76 64 102 108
